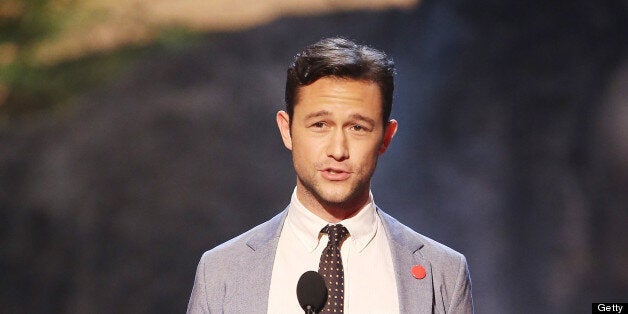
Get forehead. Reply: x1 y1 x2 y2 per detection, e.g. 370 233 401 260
294 77 383 116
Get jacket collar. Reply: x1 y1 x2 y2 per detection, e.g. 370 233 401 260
246 209 287 251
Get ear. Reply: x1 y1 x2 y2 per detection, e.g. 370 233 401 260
276 110 293 150
379 119 398 154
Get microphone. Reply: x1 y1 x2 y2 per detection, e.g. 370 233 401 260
296 271 328 314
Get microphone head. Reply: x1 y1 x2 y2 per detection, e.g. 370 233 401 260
296 271 328 312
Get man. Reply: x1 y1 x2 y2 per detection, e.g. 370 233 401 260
187 37 473 313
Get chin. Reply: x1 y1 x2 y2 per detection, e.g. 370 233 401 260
320 195 352 206
316 188 361 207
298 176 368 208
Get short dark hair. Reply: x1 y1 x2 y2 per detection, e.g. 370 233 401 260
285 37 395 125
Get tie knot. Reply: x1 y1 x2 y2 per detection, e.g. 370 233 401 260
322 224 349 246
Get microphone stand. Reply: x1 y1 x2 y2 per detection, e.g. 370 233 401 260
305 305 315 314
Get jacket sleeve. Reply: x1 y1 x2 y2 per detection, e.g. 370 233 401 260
447 254 474 314
187 253 210 314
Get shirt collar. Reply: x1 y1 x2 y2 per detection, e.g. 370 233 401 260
286 188 378 253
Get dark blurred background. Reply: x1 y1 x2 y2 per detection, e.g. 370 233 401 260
1 0 626 313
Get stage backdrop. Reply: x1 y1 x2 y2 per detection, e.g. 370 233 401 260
0 0 626 313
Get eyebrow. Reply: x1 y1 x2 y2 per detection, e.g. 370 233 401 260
303 111 377 127
349 113 376 127
304 110 331 120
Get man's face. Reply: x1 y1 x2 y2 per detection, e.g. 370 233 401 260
277 77 397 217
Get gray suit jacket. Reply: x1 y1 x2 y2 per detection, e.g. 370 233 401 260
187 208 473 313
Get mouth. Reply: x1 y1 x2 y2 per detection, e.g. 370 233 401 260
320 167 351 181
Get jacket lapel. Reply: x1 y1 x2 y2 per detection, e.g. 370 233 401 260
232 210 287 313
378 209 434 313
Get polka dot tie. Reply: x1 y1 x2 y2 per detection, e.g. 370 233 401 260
318 224 349 313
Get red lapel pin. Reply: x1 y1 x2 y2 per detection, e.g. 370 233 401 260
411 265 426 279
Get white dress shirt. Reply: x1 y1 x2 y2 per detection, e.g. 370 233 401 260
267 189 399 313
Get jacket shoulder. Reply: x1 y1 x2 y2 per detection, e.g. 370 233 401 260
199 210 286 266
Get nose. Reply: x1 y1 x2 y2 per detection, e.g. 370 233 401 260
326 129 349 161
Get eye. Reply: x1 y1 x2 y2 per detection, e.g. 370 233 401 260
312 121 326 128
351 124 367 132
